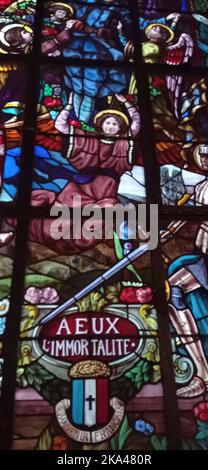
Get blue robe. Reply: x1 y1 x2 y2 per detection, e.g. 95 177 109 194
0 146 78 202
63 2 131 100
168 254 208 356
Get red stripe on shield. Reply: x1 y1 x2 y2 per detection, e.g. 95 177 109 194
96 378 109 425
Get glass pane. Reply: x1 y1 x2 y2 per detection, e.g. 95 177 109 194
41 1 132 61
0 218 16 395
31 65 145 205
0 63 28 204
158 141 208 206
13 222 169 450
138 0 208 13
31 137 146 205
137 12 208 67
0 1 36 55
0 218 16 306
37 65 139 132
149 71 208 206
192 0 208 11
161 219 208 449
149 73 208 143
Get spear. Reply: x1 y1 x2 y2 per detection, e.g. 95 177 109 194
40 218 188 325
40 243 148 324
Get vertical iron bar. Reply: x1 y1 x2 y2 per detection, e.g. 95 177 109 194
0 0 45 450
128 0 181 449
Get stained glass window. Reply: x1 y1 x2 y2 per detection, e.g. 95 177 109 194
0 0 208 454
0 1 36 54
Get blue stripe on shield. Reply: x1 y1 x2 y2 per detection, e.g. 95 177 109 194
71 379 84 425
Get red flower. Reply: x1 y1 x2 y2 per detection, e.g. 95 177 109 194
194 402 208 421
44 97 62 108
119 286 153 304
152 76 165 89
52 435 68 450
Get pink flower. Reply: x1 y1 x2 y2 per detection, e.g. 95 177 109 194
24 287 42 304
40 287 59 304
194 402 208 421
24 287 59 305
136 287 153 303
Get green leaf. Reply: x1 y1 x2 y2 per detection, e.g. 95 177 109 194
110 416 132 450
182 439 205 450
195 420 208 442
126 264 142 282
113 232 142 282
36 427 52 450
150 435 168 450
24 273 61 289
118 416 133 450
0 278 12 299
196 430 208 441
125 360 152 390
113 231 123 260
27 373 34 385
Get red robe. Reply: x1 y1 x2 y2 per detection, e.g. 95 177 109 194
28 129 133 253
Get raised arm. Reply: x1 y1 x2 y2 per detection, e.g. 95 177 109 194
115 94 140 137
117 21 134 59
41 20 83 55
55 93 73 135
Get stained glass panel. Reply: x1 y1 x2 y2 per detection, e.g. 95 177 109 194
148 72 208 205
0 218 16 396
11 222 170 450
137 11 208 67
0 1 36 55
0 63 28 203
41 1 132 61
1 0 208 454
28 65 146 205
158 142 208 206
150 74 208 143
138 0 208 13
162 219 208 449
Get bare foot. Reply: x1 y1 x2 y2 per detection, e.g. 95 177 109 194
0 232 14 246
177 376 208 398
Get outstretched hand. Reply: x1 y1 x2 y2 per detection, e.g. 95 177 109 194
117 21 123 31
115 94 127 103
66 19 78 30
166 13 181 23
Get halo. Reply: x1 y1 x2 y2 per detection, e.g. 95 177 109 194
94 109 129 126
165 280 170 301
193 144 208 170
49 2 74 15
3 101 25 109
23 25 33 33
145 23 174 43
0 23 33 50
